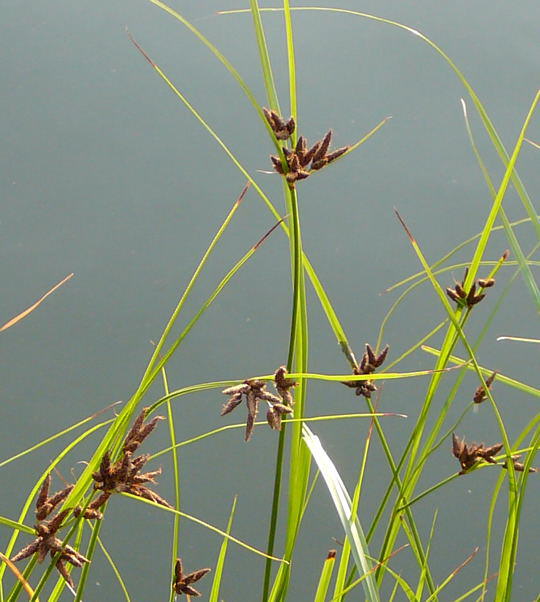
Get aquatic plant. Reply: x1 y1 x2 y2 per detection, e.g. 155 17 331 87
1 3 538 601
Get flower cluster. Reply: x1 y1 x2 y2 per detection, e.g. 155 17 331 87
473 371 497 404
172 557 211 597
342 344 389 399
270 131 349 188
263 108 349 188
221 367 296 441
446 268 495 309
452 433 502 474
12 476 88 588
84 408 172 516
263 108 295 140
452 433 537 475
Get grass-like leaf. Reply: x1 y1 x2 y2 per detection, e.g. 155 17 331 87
0 273 73 332
208 496 237 602
0 552 39 601
314 549 337 602
421 346 540 398
303 426 380 602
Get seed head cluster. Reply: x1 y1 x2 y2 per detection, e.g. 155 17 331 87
221 366 297 441
342 343 389 399
263 108 350 188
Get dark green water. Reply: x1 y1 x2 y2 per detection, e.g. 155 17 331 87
1 1 539 599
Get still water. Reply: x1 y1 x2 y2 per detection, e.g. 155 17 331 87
1 1 539 599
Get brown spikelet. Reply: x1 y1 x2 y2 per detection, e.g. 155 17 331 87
173 558 211 597
312 130 332 163
325 146 349 163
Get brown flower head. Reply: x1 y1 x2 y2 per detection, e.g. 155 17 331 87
503 454 538 474
263 107 295 140
473 371 497 404
452 433 502 474
446 268 496 309
269 129 349 188
86 408 172 513
266 402 293 431
35 473 74 522
453 434 538 475
172 557 211 597
274 366 297 406
221 370 296 441
11 508 89 588
342 344 388 399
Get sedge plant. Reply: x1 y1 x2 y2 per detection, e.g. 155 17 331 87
1 3 538 602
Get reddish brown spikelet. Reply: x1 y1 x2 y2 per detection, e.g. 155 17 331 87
312 130 332 163
266 407 280 430
284 116 296 138
132 485 174 508
478 278 495 288
262 107 295 140
46 484 74 510
123 410 164 454
245 406 257 442
270 155 284 174
47 508 70 534
473 371 497 404
454 282 466 298
96 450 112 479
274 365 297 406
173 557 211 597
311 157 329 171
36 474 51 512
136 415 165 444
446 288 461 303
262 107 275 126
510 460 538 473
11 541 40 563
302 141 321 166
123 409 146 446
452 433 504 474
74 506 104 520
221 393 243 416
55 560 76 588
295 135 307 157
325 146 349 163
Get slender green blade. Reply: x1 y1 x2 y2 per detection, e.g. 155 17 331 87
209 496 237 602
314 550 337 602
303 426 380 602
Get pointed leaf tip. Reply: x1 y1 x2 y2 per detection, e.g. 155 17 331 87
394 209 415 243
